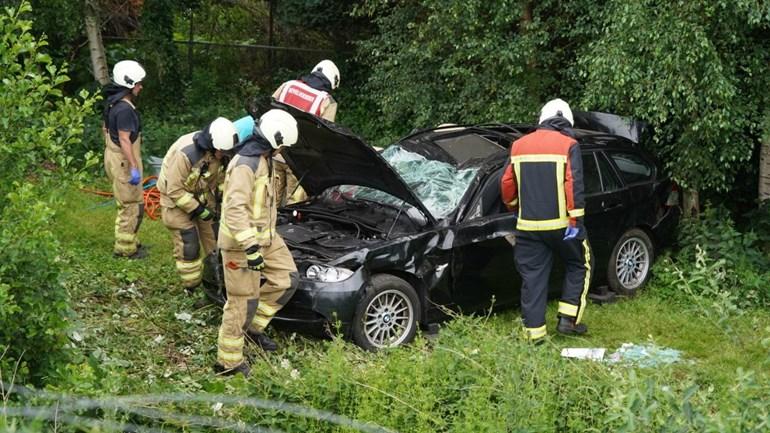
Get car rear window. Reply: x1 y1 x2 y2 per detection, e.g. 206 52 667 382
433 133 503 165
608 151 654 184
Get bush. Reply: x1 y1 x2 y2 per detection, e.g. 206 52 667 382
0 185 71 384
651 205 770 313
0 1 96 385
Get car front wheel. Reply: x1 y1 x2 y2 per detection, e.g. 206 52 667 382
352 274 420 350
607 228 654 296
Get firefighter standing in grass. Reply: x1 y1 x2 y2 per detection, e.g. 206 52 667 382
271 59 340 205
158 117 238 293
214 109 299 377
103 60 147 259
500 98 593 343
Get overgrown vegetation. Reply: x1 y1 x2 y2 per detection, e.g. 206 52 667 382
654 206 770 314
0 187 767 431
0 1 96 385
2 0 770 431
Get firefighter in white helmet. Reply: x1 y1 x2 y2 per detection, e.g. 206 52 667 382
158 117 238 293
270 59 340 205
500 98 592 343
214 109 299 376
102 60 147 258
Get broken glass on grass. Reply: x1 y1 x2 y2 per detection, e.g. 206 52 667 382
606 343 684 367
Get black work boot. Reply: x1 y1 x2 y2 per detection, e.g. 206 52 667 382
246 331 278 352
557 316 588 335
213 362 251 377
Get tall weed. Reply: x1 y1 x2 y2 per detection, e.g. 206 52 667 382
652 205 770 311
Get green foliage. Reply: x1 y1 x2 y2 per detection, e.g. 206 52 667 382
578 0 770 191
0 1 96 385
652 206 770 315
604 368 770 432
0 185 71 385
355 0 541 144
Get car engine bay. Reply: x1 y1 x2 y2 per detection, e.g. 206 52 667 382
278 195 426 262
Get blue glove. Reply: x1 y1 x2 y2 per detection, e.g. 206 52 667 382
129 167 141 185
563 225 579 241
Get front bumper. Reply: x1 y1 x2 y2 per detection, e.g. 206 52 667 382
202 253 368 333
272 266 369 333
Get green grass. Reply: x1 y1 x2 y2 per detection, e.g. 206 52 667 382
8 186 767 432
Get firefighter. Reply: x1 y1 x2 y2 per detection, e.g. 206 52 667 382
214 109 299 377
500 98 593 343
271 59 340 206
158 117 238 293
103 60 147 259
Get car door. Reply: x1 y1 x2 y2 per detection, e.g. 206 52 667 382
547 149 616 295
581 150 621 269
449 167 520 313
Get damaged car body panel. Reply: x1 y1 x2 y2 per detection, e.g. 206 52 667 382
203 106 680 349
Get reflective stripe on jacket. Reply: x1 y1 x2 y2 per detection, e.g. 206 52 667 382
218 154 276 251
500 128 585 231
158 132 224 212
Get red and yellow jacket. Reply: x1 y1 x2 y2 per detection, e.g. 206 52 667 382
500 127 585 231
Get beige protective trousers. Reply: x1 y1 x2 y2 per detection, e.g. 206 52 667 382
216 236 297 368
161 206 216 289
103 133 143 256
274 160 306 206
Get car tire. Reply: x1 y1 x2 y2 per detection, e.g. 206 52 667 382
607 228 654 296
352 274 421 350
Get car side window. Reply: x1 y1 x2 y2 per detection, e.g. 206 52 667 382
608 151 654 184
597 153 623 191
581 152 602 195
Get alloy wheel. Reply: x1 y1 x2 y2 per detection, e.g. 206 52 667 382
363 289 415 348
615 237 650 290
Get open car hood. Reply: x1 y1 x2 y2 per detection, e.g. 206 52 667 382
275 102 435 222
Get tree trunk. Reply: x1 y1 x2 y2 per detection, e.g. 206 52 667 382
521 1 533 25
760 139 770 202
85 0 110 85
683 188 700 218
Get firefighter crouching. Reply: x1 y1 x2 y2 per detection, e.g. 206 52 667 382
500 98 593 343
214 109 300 377
158 117 238 293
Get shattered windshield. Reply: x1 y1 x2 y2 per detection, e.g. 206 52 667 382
325 145 479 219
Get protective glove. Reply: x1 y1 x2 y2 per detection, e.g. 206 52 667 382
563 225 579 241
245 245 265 271
129 167 141 185
190 204 214 221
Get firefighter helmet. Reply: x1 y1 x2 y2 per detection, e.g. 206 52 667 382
113 60 146 89
312 60 340 90
208 117 238 151
258 109 298 149
539 98 574 126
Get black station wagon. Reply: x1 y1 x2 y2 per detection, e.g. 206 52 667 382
204 106 680 350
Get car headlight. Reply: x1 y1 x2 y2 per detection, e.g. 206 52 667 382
305 264 354 282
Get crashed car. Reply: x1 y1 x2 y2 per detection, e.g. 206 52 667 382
203 106 680 350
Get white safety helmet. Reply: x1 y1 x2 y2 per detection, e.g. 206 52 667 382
312 59 340 90
113 60 146 89
538 98 574 126
208 117 238 151
258 109 298 149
